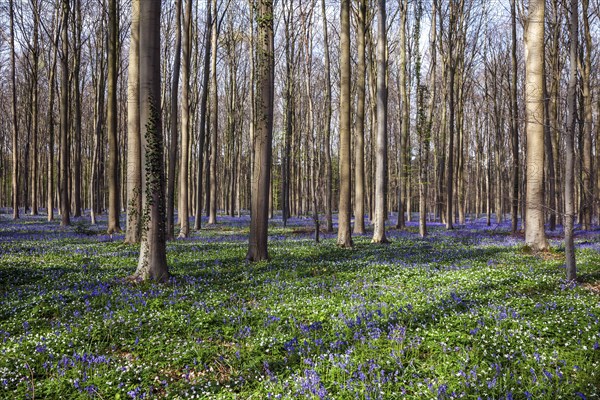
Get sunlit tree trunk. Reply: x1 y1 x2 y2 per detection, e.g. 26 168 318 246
167 0 181 239
321 0 333 233
337 0 353 248
179 0 192 238
580 0 592 231
134 0 168 282
524 0 549 251
372 0 388 243
107 0 120 233
30 0 40 216
247 0 274 262
509 0 519 233
125 0 141 243
353 0 366 235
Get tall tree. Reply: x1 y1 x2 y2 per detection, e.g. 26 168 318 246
372 0 388 243
247 0 274 262
396 0 409 229
524 0 549 251
59 0 70 227
133 0 169 281
580 0 593 231
72 0 83 218
353 0 367 235
9 0 19 220
47 8 59 222
179 0 192 238
321 0 333 233
194 0 213 230
125 0 141 243
337 0 353 248
509 0 519 233
167 0 182 239
564 0 577 280
207 0 219 226
30 0 40 216
107 0 121 233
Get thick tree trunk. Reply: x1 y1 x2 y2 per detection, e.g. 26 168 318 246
337 0 353 248
247 0 274 262
524 0 549 251
125 0 141 243
134 0 169 282
372 0 388 244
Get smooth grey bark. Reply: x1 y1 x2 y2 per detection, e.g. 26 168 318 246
125 0 141 243
247 0 274 262
194 0 212 230
337 0 353 248
30 0 40 216
372 0 388 243
208 0 218 226
509 0 519 233
524 0 549 251
9 0 19 220
59 0 70 227
107 0 121 233
166 0 182 239
179 0 192 238
134 0 169 282
580 0 592 231
353 0 367 235
565 0 577 280
322 0 333 233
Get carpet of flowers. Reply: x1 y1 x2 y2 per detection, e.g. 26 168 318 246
0 210 599 399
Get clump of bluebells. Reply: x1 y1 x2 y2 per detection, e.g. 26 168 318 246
0 212 599 399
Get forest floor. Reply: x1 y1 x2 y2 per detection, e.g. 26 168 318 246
0 211 599 399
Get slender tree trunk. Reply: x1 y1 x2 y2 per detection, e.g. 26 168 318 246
509 0 519 233
134 0 168 282
107 0 120 232
9 0 19 220
72 0 82 218
564 0 577 279
247 0 274 262
397 0 409 229
59 0 70 226
580 0 592 231
179 0 192 238
321 0 333 233
208 0 218 225
47 13 59 222
354 0 367 235
372 0 388 243
125 0 141 243
337 0 353 248
167 0 182 239
30 0 40 216
524 0 549 251
194 1 212 230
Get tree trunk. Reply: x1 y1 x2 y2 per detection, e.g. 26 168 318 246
321 0 333 233
337 0 353 248
107 0 120 233
125 0 141 243
30 0 40 216
134 0 169 282
179 0 192 238
524 0 549 251
247 0 274 262
580 0 592 231
59 0 70 227
372 0 388 244
354 0 366 235
167 0 182 239
509 0 519 233
9 0 19 220
194 0 212 230
564 0 577 279
208 0 218 225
